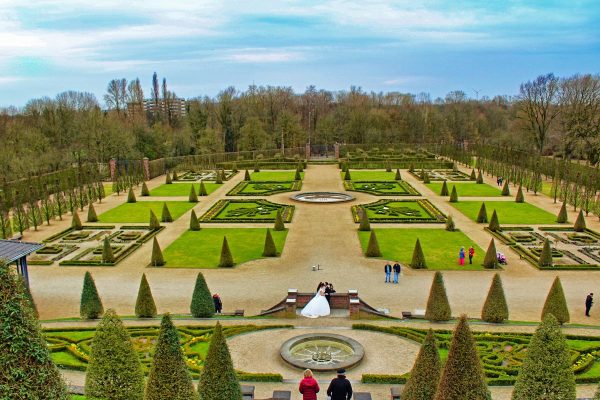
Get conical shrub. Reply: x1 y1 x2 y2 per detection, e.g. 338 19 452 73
488 209 500 232
197 323 242 400
87 203 98 222
161 202 173 222
189 185 198 202
481 273 509 323
440 180 449 196
244 169 250 181
482 239 498 269
476 202 488 223
394 169 401 180
539 238 553 268
254 162 260 172
574 209 586 232
402 329 441 400
386 162 392 172
145 314 197 400
294 169 301 180
102 237 115 263
449 186 458 203
410 238 427 269
433 315 490 400
190 272 215 318
476 169 484 184
166 171 172 184
512 314 576 400
344 169 351 180
215 170 223 184
542 276 570 324
556 202 568 223
297 162 304 172
358 209 371 231
72 210 83 229
189 210 201 231
218 236 234 268
135 273 157 318
501 180 510 196
151 237 165 267
127 187 137 203
262 229 277 257
470 169 476 180
0 263 68 399
445 215 455 231
425 272 451 321
141 182 150 196
365 230 382 257
423 171 431 184
273 210 285 231
515 185 525 203
232 162 238 172
199 181 207 196
80 271 104 319
84 310 144 400
149 209 161 230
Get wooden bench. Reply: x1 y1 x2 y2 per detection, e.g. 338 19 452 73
272 390 291 400
220 309 245 317
391 386 402 399
354 393 372 400
241 385 255 399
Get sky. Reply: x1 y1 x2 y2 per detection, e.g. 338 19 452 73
0 0 599 107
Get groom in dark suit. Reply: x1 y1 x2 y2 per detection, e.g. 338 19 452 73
324 282 335 305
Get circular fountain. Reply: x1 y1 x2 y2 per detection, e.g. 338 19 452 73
291 192 355 203
280 333 364 371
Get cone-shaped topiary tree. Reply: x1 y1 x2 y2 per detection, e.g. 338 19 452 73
149 209 161 230
542 276 570 324
172 170 179 181
476 169 484 184
254 162 260 172
262 229 277 257
481 273 509 323
0 263 69 399
85 309 144 400
539 238 553 268
470 169 476 180
80 271 104 319
218 236 234 268
244 169 250 181
395 168 401 180
410 238 427 269
358 209 371 231
294 169 301 180
574 209 586 232
161 202 173 222
449 185 458 203
425 272 451 321
190 272 215 317
365 230 382 257
386 162 392 172
145 314 197 400
199 181 207 196
433 315 491 400
482 239 498 269
197 322 242 400
515 185 525 203
215 170 223 184
189 209 200 231
151 237 165 267
344 169 351 180
297 161 304 172
72 209 83 229
141 181 150 196
87 202 98 222
512 314 576 400
423 171 431 184
445 215 456 231
273 210 285 231
341 163 347 172
556 202 568 223
402 329 441 400
440 180 449 196
188 185 198 202
166 171 172 184
488 209 500 232
501 180 510 196
232 162 238 172
102 237 115 263
477 202 488 223
135 273 157 318
127 187 137 203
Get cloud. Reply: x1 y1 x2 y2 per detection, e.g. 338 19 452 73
223 49 305 63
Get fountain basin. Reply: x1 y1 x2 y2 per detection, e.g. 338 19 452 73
280 333 364 372
291 192 355 203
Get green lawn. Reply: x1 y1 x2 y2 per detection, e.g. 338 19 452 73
71 396 86 400
250 171 303 181
426 182 502 197
162 228 288 268
359 228 485 270
341 170 397 181
450 201 557 224
149 182 221 196
98 201 195 223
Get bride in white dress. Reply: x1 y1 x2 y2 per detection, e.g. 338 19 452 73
301 283 331 318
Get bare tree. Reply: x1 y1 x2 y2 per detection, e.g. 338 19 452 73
151 72 160 120
103 78 127 114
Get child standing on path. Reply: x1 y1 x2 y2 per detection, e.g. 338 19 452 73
468 246 475 264
459 247 465 266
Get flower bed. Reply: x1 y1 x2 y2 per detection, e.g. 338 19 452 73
176 170 237 182
199 199 295 223
227 180 302 196
343 181 420 196
351 199 446 223
408 168 471 181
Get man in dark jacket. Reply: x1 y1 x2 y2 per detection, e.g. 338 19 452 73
586 293 594 317
327 368 352 400
384 262 392 283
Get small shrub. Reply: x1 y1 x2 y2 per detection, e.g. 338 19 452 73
358 209 371 232
262 229 277 257
470 169 476 180
425 272 451 321
189 210 200 231
127 187 137 203
445 215 455 231
218 236 234 268
102 238 115 263
394 169 401 180
161 202 173 222
151 237 165 267
294 169 301 180
476 202 488 223
501 180 510 196
172 170 179 181
365 231 382 257
423 171 431 184
149 210 161 230
574 210 586 232
87 203 98 222
386 162 392 172
449 186 458 203
344 169 351 181
541 276 570 324
244 169 251 181
141 182 150 196
539 238 553 268
516 185 525 203
476 169 484 184
410 238 427 269
135 274 157 318
165 172 172 184
188 185 198 202
556 202 568 223
254 162 260 173
72 210 83 230
199 181 208 196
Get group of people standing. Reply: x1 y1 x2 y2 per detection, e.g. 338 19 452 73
458 246 476 265
384 261 401 283
299 368 353 400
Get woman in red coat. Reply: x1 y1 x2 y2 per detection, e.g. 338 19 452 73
299 369 320 400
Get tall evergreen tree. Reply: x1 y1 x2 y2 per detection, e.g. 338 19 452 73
556 202 568 223
262 228 278 257
135 273 157 318
0 263 68 400
482 239 498 269
488 209 500 232
149 209 161 230
365 230 382 257
434 315 491 400
72 209 83 229
476 202 488 223
141 181 150 196
541 276 570 324
197 323 242 400
449 186 458 202
151 237 165 267
273 210 285 231
574 209 586 232
84 310 145 400
102 237 115 263
481 273 509 323
218 236 234 268
511 314 576 400
189 209 201 231
402 329 441 400
189 185 198 202
127 187 137 203
539 238 554 268
440 180 449 196
425 272 451 321
80 271 104 319
161 202 173 222
145 314 198 400
190 272 215 318
410 238 427 269
87 202 98 222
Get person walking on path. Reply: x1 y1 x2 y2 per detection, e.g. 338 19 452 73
459 247 466 266
393 261 401 284
299 369 320 400
384 262 392 283
468 246 475 265
586 293 594 317
327 368 353 400
212 293 222 314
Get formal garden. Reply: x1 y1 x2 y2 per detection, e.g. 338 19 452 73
344 180 420 196
227 180 302 196
450 201 557 225
352 199 447 223
98 201 195 223
199 199 294 223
